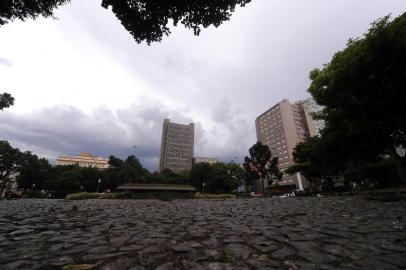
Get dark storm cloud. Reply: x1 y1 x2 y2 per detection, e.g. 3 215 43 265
0 104 205 171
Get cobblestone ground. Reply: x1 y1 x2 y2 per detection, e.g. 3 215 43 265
0 197 405 270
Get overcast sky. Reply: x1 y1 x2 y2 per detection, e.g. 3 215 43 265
1 0 405 171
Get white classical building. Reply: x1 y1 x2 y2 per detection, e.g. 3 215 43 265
56 152 109 169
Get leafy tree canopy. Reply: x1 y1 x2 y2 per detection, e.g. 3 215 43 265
0 0 252 44
309 13 406 155
0 92 14 110
308 13 406 184
243 142 282 192
189 162 244 193
0 140 22 182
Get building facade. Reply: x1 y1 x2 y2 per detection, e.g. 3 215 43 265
56 152 109 169
159 119 194 172
255 99 318 190
192 156 219 165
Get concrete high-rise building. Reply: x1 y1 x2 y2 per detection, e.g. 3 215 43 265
255 99 318 190
159 119 194 172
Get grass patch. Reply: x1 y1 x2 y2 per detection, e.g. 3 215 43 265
65 192 126 200
194 193 236 200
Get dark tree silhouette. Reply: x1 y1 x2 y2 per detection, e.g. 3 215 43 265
0 92 14 110
0 0 252 44
0 0 70 25
244 142 281 194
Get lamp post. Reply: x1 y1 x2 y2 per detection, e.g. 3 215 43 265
202 182 206 194
96 179 101 193
32 184 36 190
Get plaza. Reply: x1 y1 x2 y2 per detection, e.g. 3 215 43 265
0 197 405 269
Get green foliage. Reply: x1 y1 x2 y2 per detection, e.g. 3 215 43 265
0 1 70 25
189 162 212 189
243 142 282 191
106 155 149 189
17 152 52 190
0 92 14 110
0 0 251 44
194 193 236 199
286 136 329 183
189 162 244 194
294 13 406 188
0 140 23 195
101 0 252 44
356 159 399 188
308 13 406 184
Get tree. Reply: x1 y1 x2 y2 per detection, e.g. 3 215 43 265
308 13 406 184
47 167 82 197
108 155 124 168
189 162 243 193
79 167 107 192
189 162 212 192
17 151 52 190
107 155 149 187
0 140 23 197
0 0 252 44
244 142 281 194
268 156 282 186
0 1 70 25
0 92 14 110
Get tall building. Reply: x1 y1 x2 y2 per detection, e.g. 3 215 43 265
56 152 109 169
255 99 318 190
159 119 194 172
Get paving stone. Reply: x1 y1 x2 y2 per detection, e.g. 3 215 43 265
100 257 137 270
224 243 253 259
223 237 245 244
181 260 205 270
247 254 280 268
154 262 174 270
0 197 405 269
270 247 296 259
299 251 339 264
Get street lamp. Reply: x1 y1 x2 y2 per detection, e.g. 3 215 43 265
202 182 206 194
32 184 36 190
96 179 101 193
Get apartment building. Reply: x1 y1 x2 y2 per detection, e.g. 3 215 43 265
56 152 109 169
255 99 318 190
159 119 194 172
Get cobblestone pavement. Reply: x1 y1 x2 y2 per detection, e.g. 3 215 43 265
0 197 405 270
